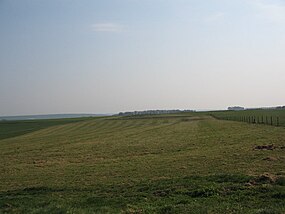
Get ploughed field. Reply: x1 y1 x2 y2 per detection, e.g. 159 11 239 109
0 114 285 213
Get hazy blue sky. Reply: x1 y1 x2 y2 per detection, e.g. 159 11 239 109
1 0 285 115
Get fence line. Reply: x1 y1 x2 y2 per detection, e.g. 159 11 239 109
210 114 280 127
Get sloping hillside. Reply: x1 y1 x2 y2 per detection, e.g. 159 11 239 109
0 115 284 213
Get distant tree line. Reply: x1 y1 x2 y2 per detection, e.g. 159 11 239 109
228 106 245 111
117 109 194 116
228 106 285 111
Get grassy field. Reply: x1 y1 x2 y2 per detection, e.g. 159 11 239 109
0 117 97 141
208 109 285 127
0 113 285 213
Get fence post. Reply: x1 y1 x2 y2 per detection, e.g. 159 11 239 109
266 116 268 125
277 117 279 126
271 116 273 126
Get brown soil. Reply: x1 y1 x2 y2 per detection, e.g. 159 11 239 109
262 156 279 161
249 173 278 185
254 144 276 150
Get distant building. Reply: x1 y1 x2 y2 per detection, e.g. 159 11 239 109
228 106 245 111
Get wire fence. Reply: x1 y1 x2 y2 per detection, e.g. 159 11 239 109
211 115 280 127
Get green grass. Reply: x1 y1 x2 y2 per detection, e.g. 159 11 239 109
0 114 285 213
0 117 99 141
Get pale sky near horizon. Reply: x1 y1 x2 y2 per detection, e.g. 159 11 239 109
0 0 285 116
